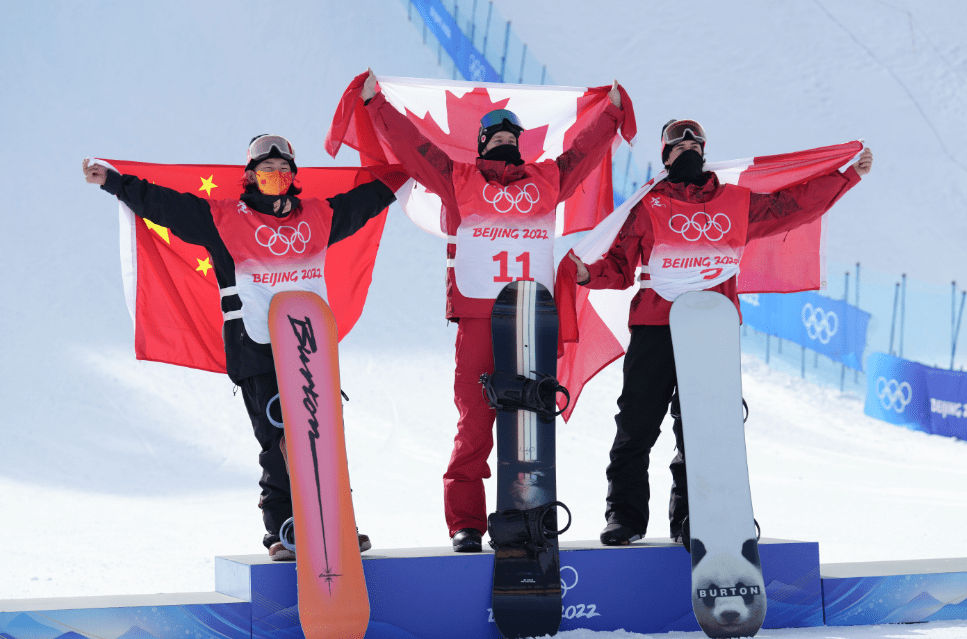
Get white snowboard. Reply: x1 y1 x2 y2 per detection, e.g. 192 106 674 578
669 290 766 638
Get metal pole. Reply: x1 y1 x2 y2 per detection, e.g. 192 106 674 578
482 1 492 57
469 0 478 44
500 20 511 81
623 151 633 194
841 272 849 389
855 262 860 383
953 288 966 369
541 64 546 85
889 282 899 355
900 273 907 358
518 43 527 83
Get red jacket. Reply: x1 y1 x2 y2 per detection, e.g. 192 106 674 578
583 167 862 326
366 92 624 319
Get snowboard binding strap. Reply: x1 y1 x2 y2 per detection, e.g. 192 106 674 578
487 501 572 554
479 371 570 417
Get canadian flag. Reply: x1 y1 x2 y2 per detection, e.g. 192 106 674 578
325 72 637 237
556 141 864 420
94 159 403 374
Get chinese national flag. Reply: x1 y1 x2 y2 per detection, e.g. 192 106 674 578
98 159 402 374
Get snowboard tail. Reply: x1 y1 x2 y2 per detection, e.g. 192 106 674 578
268 291 369 639
669 291 766 639
489 281 563 639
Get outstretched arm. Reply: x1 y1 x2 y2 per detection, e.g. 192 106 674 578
361 70 456 207
83 158 219 247
747 147 872 240
576 202 646 290
555 81 625 202
327 179 397 246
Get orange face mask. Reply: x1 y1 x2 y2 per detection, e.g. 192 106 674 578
255 170 294 196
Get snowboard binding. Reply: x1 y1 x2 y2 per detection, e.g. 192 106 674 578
479 371 570 417
487 501 572 555
280 517 296 552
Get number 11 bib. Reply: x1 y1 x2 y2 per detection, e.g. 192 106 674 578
452 170 558 300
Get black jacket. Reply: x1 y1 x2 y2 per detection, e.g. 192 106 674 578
102 170 396 382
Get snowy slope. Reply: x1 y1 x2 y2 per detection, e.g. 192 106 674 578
2 2 967 638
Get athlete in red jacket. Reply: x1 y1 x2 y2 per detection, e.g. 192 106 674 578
569 120 873 546
361 70 626 551
83 135 397 560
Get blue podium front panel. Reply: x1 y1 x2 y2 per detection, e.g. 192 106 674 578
216 537 822 638
822 558 967 626
0 593 251 639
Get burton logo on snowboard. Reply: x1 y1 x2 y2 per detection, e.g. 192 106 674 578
269 291 369 639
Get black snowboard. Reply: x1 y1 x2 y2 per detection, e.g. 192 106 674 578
488 280 562 639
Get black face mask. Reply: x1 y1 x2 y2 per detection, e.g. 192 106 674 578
481 144 524 166
666 149 706 184
240 192 299 218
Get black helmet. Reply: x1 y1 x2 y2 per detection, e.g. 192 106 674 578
478 109 524 155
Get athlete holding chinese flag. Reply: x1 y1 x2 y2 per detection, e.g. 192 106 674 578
82 135 400 560
567 120 873 546
360 69 627 552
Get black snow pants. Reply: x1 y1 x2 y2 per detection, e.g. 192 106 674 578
605 324 689 538
239 371 292 549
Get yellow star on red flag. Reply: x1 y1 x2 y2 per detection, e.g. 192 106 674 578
144 218 171 244
199 174 218 197
196 257 213 276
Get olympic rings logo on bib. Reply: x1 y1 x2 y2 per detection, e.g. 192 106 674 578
482 182 540 214
669 212 731 242
256 222 312 256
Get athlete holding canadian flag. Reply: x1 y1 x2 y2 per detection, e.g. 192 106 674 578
360 69 627 552
82 135 401 560
567 120 873 547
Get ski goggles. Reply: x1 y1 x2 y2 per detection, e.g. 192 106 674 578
661 119 706 147
479 109 524 134
247 135 296 163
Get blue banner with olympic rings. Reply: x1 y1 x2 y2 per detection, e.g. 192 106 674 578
864 352 967 441
863 352 930 427
408 0 502 82
739 291 871 370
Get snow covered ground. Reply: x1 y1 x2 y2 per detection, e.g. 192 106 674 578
2 1 967 638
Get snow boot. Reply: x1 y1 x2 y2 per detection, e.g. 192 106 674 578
451 528 483 552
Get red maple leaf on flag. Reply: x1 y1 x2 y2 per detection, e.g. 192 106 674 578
401 88 549 165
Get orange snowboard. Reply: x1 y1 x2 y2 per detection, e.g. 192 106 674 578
268 291 369 639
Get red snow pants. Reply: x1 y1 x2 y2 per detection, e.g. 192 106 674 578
443 317 496 536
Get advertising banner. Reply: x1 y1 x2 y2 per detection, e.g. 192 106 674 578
864 352 967 440
740 291 871 370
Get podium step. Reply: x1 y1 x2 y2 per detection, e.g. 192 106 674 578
216 537 822 638
0 592 250 639
822 557 967 626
